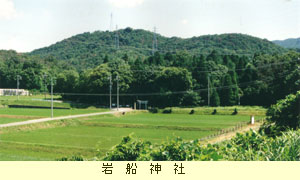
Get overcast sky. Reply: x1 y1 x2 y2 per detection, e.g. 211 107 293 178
0 0 299 52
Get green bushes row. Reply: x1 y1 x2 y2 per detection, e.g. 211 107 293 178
149 108 239 115
102 129 300 161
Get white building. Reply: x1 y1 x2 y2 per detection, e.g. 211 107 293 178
0 89 29 96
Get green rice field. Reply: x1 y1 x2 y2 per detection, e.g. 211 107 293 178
0 108 108 124
0 112 265 161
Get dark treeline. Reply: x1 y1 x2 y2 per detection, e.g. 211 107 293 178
1 49 299 108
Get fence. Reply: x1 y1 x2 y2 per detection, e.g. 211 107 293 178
199 117 265 142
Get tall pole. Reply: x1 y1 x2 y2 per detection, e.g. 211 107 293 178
208 75 210 107
110 13 113 32
51 77 54 118
43 73 47 99
17 75 21 100
117 75 119 111
109 75 112 110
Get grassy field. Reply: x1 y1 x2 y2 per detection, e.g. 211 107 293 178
0 108 108 124
159 106 266 116
0 94 109 124
0 112 265 160
0 95 69 108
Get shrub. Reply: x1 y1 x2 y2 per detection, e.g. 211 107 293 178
103 135 152 161
212 109 217 115
189 109 195 114
232 108 238 115
103 129 300 161
162 109 172 114
149 108 158 113
57 155 84 161
266 91 300 130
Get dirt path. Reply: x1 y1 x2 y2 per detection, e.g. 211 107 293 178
206 122 263 144
0 108 132 128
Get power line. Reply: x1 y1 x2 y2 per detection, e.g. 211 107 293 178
53 70 293 97
127 58 300 73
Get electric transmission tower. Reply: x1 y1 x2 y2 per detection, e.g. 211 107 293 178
115 25 119 49
110 13 113 32
152 26 158 55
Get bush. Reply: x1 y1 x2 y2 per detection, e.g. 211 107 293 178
232 108 238 115
149 108 158 113
189 109 195 114
163 109 172 114
212 109 217 115
102 130 300 161
266 91 300 130
103 135 152 161
57 155 84 161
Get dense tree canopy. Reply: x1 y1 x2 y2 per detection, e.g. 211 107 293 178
0 29 299 108
30 28 286 70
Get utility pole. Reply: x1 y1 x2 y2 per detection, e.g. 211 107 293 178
116 75 119 111
43 73 48 99
109 75 112 110
208 74 210 107
50 77 55 118
16 75 22 100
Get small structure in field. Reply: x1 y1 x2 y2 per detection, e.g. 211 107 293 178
137 100 148 110
0 89 29 96
250 115 255 124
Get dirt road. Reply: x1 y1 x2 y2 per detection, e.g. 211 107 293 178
206 122 262 144
0 108 132 128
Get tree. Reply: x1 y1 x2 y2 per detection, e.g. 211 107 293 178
56 70 79 93
211 88 220 107
103 55 109 63
220 74 236 106
267 91 300 130
180 91 202 107
153 67 193 107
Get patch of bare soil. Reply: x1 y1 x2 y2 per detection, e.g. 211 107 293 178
0 114 42 119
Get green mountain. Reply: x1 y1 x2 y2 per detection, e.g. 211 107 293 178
30 27 286 69
273 38 300 49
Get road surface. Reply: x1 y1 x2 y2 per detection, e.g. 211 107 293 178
0 108 132 128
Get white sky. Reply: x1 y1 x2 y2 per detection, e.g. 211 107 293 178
0 0 299 52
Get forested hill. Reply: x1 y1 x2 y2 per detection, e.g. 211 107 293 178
273 38 300 49
30 27 286 69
